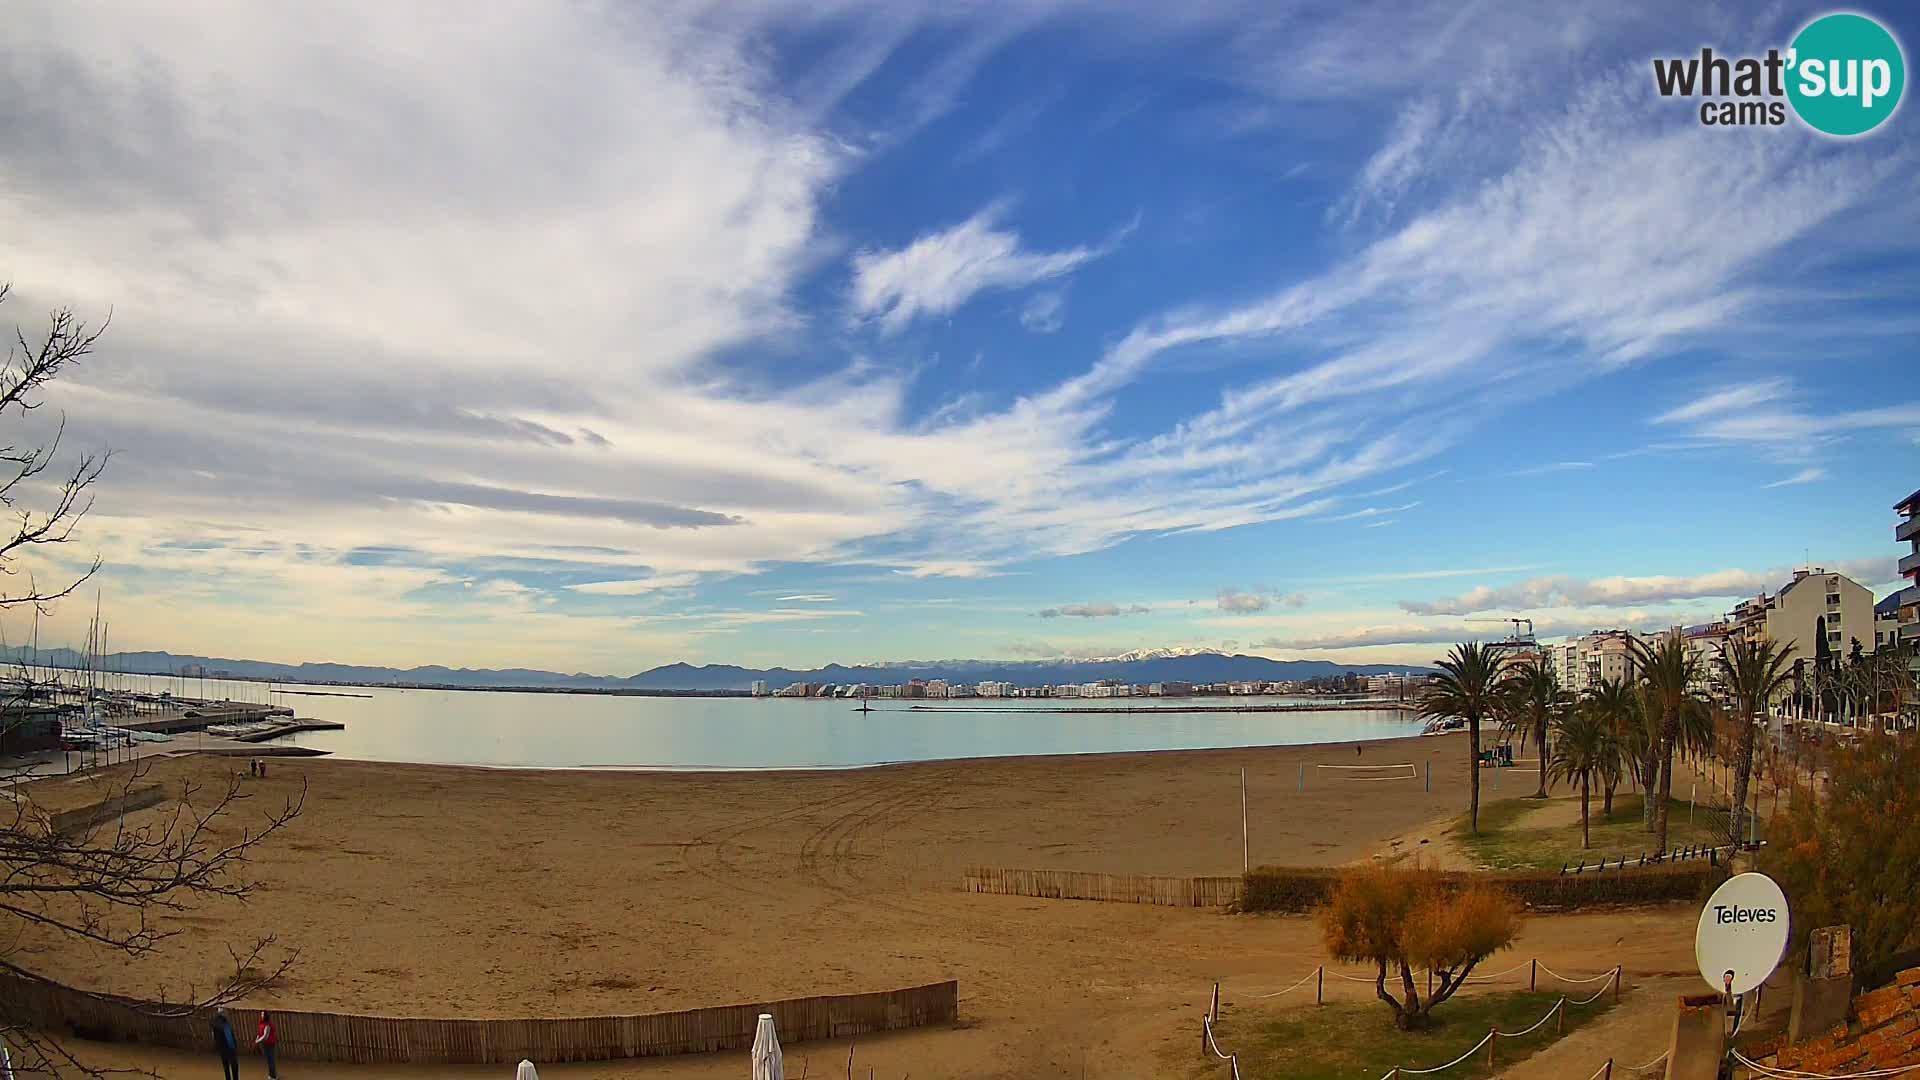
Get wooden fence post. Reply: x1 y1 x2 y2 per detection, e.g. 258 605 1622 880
1210 982 1219 1023
1603 1059 1612 1079
1614 965 1622 1003
1486 1030 1497 1069
1555 1000 1565 1035
1316 966 1324 1006
1530 959 1537 991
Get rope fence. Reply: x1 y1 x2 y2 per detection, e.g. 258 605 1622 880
1731 1049 1920 1078
1199 963 1623 1080
1231 958 1623 1002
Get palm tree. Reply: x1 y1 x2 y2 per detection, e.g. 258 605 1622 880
1715 638 1796 849
1585 679 1640 817
1549 705 1615 849
1422 642 1511 834
1498 657 1567 799
1629 631 1702 854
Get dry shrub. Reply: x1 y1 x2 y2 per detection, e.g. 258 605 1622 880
1317 862 1522 1030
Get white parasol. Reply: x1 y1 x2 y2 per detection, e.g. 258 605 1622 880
751 1013 784 1080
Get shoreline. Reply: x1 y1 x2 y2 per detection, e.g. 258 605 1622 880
268 727 1457 779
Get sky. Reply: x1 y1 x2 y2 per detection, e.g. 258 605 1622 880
1 1 1916 673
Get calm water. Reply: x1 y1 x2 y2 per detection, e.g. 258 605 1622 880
102 674 1423 769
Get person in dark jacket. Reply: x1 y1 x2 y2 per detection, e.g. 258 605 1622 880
254 1011 279 1079
211 1007 240 1080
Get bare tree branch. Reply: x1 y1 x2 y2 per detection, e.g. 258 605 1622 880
0 283 301 1077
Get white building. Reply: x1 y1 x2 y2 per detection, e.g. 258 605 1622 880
751 680 769 697
1549 630 1646 694
1728 566 1878 663
1898 488 1920 657
925 680 950 699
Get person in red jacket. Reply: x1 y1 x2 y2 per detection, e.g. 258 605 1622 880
253 1012 279 1079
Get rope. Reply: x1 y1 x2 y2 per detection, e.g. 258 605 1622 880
1254 967 1324 999
1569 970 1620 1006
1537 962 1621 984
1585 1060 1616 1080
1201 1015 1244 1080
1629 1050 1669 1074
1495 998 1564 1037
1732 1049 1920 1078
1313 959 1611 986
1463 959 1535 983
1394 1030 1496 1075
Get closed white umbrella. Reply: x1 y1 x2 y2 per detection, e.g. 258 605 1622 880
515 1060 539 1080
751 1013 784 1080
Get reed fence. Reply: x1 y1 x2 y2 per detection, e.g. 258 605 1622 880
49 784 166 835
0 971 957 1065
962 866 1242 908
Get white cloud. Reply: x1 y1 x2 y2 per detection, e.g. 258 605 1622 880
1653 379 1920 462
567 574 705 596
0 2 1908 671
775 594 836 602
1216 587 1307 613
850 206 1108 334
1037 602 1152 619
1763 467 1826 489
1504 461 1593 478
1020 291 1066 333
1321 501 1421 522
1216 588 1268 613
1401 557 1901 616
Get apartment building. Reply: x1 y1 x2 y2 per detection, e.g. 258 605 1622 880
1683 622 1734 689
750 680 769 697
1878 593 1904 652
1727 566 1877 663
1898 488 1920 656
1549 629 1645 694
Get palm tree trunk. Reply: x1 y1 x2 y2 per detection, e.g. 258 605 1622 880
1654 705 1678 853
1642 740 1660 829
1581 776 1591 848
1468 711 1481 833
1536 718 1549 798
1603 777 1616 818
1728 706 1757 849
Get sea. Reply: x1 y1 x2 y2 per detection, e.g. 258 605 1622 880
96 673 1425 770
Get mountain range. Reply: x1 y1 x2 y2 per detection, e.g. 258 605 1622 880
0 646 1431 693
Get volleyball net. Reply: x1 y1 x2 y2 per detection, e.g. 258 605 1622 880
1314 762 1419 782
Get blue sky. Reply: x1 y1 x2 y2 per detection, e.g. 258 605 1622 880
1 1 1916 671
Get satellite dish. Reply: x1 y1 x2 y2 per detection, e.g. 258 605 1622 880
1695 872 1790 995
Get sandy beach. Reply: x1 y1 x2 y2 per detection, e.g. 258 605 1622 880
13 734 1702 1079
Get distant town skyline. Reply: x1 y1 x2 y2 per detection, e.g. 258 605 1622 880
2 2 1916 670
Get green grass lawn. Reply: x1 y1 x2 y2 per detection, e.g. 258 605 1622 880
1181 990 1616 1080
1455 794 1729 871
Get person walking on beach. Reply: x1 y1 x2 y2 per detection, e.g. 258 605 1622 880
254 1011 280 1080
211 1007 240 1080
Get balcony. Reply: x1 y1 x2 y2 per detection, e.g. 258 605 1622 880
1902 550 1920 578
1900 514 1920 544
